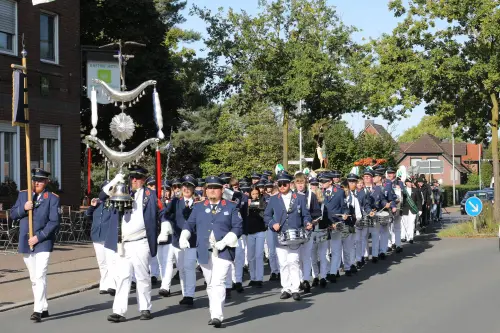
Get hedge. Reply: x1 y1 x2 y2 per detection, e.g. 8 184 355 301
441 185 480 207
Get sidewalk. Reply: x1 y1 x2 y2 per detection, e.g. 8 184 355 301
0 243 99 312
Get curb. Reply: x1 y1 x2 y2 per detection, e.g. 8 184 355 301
0 282 99 313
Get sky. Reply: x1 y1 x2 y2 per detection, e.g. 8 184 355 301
179 0 426 138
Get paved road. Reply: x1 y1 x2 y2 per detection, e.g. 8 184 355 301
1 231 499 333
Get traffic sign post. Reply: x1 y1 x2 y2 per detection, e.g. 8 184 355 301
465 197 483 232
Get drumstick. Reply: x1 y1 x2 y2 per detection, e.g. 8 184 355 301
334 214 351 216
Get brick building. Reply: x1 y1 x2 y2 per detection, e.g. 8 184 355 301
0 0 81 207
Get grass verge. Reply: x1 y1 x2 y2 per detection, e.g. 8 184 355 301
438 203 498 238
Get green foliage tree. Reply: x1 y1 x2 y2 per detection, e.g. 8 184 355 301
398 115 464 143
193 0 363 168
357 0 500 219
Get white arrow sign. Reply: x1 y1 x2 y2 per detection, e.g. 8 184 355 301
469 202 479 213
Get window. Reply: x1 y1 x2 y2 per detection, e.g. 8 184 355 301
0 122 20 185
40 125 61 188
0 0 17 55
40 12 58 63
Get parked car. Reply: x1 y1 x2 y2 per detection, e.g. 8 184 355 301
460 190 492 215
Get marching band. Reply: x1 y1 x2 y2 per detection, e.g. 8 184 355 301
14 164 431 327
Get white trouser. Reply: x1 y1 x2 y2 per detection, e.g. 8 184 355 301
329 232 342 274
164 246 197 296
247 232 265 281
402 213 417 241
368 224 380 257
347 232 356 268
157 244 172 290
93 242 115 291
393 216 402 247
388 222 394 247
149 254 160 278
299 237 313 282
311 240 329 279
266 230 280 274
232 235 246 283
112 238 151 316
379 224 390 254
355 228 368 262
200 254 232 321
276 244 301 293
226 264 233 289
23 252 50 313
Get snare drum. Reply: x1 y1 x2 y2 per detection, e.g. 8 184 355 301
376 211 393 226
278 228 310 246
312 229 329 244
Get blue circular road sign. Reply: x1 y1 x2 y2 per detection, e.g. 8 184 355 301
465 196 483 217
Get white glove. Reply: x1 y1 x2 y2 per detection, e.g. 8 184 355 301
215 232 238 251
157 221 173 243
418 211 422 216
102 173 125 195
179 230 191 249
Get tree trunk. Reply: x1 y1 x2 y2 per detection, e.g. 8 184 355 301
283 108 289 169
490 93 500 221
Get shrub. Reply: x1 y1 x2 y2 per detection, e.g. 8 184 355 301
438 203 498 237
441 185 478 207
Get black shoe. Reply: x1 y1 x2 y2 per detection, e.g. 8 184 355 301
159 289 171 297
303 280 311 293
379 253 386 260
179 296 194 306
41 310 49 318
280 292 291 299
211 318 222 328
402 238 407 243
327 274 336 283
312 278 319 287
336 271 340 278
320 278 327 288
234 282 244 293
345 270 352 277
392 244 397 250
409 240 414 244
254 281 263 288
350 265 358 274
356 262 362 269
99 290 109 295
292 292 301 301
372 257 378 263
30 312 41 322
299 281 304 291
107 288 116 296
387 247 393 252
362 257 368 264
396 246 403 253
140 310 152 320
269 273 278 281
131 281 136 291
107 313 126 323
248 280 255 286
225 288 232 299
151 276 158 285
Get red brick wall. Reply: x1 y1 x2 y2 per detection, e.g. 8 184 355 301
398 155 464 186
0 0 81 207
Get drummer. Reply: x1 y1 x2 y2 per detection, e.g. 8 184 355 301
264 172 312 301
355 169 375 268
343 174 363 276
294 172 321 294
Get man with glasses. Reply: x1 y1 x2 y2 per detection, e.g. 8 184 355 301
11 168 60 322
320 172 349 283
264 172 312 301
103 165 166 323
160 175 198 305
180 176 242 328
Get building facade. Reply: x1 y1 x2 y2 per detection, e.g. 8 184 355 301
0 0 81 207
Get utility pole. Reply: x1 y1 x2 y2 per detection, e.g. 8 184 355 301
479 142 482 189
452 125 456 205
298 100 303 171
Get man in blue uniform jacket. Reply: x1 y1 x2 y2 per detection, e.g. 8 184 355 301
102 165 166 323
355 168 376 267
11 168 60 322
264 172 312 301
180 176 243 328
85 180 116 296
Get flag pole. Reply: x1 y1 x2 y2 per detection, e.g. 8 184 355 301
11 36 33 250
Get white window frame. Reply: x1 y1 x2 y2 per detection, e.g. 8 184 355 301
40 125 61 189
0 122 20 186
0 0 18 56
39 10 59 64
